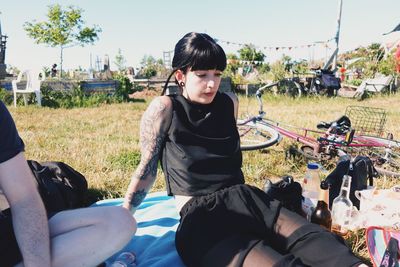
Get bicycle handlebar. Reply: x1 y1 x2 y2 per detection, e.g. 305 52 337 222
255 84 272 115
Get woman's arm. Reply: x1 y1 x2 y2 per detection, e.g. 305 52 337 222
123 96 172 213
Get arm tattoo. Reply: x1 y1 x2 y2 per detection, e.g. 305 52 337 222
134 100 167 180
129 189 147 208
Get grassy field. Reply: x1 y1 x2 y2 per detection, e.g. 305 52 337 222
8 92 400 264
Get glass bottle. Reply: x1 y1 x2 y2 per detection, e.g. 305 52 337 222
310 186 332 230
331 175 353 236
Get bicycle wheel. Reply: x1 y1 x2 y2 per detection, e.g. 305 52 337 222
355 135 400 177
237 119 281 151
276 79 302 98
368 147 400 177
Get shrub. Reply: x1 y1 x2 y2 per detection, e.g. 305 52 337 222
113 73 137 101
0 88 13 105
40 85 120 108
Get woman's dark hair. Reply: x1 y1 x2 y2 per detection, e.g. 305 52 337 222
162 32 227 95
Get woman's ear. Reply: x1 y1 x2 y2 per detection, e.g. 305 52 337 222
175 70 185 83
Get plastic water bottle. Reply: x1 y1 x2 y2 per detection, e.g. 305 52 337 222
302 163 321 220
109 252 136 267
302 163 321 199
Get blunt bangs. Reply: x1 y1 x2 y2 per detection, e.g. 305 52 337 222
188 43 227 72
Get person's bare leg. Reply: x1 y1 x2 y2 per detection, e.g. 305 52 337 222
48 206 136 267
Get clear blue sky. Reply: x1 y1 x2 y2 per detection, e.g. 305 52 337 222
1 0 400 71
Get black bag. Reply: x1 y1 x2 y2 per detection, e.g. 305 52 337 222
323 155 377 209
321 73 341 90
264 175 306 217
27 160 88 213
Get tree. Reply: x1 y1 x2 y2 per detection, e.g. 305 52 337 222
114 48 127 72
139 55 166 78
24 4 101 77
238 44 265 62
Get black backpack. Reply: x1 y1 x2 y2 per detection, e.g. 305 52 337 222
27 160 88 213
322 155 377 209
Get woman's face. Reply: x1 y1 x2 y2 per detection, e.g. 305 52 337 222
177 69 222 104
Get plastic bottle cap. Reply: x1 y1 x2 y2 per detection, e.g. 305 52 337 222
307 163 319 170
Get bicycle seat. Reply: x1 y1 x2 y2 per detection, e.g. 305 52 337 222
317 115 351 135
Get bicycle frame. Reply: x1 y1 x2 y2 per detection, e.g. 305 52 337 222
251 87 396 158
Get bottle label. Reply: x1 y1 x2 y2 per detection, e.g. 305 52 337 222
331 202 351 227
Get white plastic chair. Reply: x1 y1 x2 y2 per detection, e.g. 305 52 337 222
12 69 45 107
353 75 393 99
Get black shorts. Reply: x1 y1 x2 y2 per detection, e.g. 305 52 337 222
0 208 22 267
175 184 282 267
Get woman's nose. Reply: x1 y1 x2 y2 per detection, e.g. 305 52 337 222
207 79 215 89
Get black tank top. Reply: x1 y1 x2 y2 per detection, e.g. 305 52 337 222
161 92 245 196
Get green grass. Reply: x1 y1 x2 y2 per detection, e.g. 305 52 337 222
8 92 400 264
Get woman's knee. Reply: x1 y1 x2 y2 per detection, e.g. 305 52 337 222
105 206 137 238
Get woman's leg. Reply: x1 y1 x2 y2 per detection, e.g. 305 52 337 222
243 240 305 267
200 235 306 267
48 206 136 267
273 208 362 267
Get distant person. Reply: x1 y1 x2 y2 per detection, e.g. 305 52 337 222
0 100 136 267
395 44 400 73
51 64 57 78
339 64 346 82
122 32 366 267
126 67 135 83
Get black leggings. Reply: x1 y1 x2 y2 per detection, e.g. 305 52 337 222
175 184 361 267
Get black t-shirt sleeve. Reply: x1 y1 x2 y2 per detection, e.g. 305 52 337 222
0 101 25 163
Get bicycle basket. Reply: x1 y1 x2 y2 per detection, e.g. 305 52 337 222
345 106 387 136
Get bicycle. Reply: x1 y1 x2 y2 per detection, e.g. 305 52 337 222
253 77 303 99
237 85 400 177
300 68 341 97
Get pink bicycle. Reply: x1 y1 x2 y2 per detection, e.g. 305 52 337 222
237 87 400 177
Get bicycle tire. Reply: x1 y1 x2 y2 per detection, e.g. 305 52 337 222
356 136 400 177
276 80 302 98
237 119 281 151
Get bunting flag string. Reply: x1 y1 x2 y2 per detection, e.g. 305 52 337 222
214 37 334 53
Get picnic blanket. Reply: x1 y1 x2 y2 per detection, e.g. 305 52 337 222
91 191 185 267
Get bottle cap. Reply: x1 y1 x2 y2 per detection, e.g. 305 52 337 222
307 163 319 170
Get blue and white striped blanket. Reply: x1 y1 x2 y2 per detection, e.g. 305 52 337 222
92 191 185 267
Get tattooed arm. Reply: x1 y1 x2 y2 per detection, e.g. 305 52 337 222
123 96 173 213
